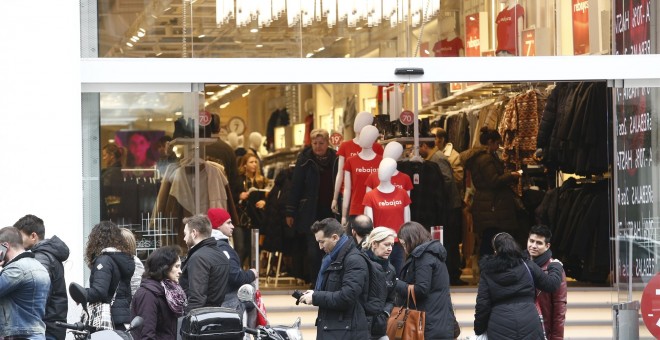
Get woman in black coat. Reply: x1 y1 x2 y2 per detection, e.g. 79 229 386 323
131 246 186 340
285 129 338 286
362 227 398 340
395 222 457 340
84 221 136 331
460 127 522 256
474 232 563 339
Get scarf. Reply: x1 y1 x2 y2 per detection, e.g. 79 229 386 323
161 279 187 316
315 234 350 291
312 151 332 168
531 249 553 267
366 249 390 271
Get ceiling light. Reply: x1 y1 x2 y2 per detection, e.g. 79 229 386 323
137 29 146 38
316 47 325 52
175 111 183 116
126 42 134 47
130 36 139 42
148 118 153 122
306 52 314 58
109 139 115 143
242 89 251 97
206 91 215 95
166 118 173 122
198 34 206 38
335 37 343 41
156 52 163 56
356 27 363 30
344 53 351 57
256 44 263 48
250 28 258 33
220 103 230 109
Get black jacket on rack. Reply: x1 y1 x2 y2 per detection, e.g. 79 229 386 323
397 160 447 229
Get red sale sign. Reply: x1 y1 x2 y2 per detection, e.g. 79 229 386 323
399 110 414 126
330 132 343 147
572 0 590 55
199 110 212 126
522 29 536 56
641 274 660 338
465 13 481 57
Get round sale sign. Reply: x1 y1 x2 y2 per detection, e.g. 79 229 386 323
399 110 414 126
641 273 660 338
330 132 343 147
199 110 212 126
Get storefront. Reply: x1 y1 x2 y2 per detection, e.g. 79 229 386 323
3 0 660 336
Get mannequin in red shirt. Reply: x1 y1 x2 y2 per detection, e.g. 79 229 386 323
496 0 524 56
365 141 412 196
333 112 384 214
342 125 382 226
363 157 411 274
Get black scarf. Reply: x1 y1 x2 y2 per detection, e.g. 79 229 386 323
366 249 390 271
531 249 553 267
312 151 332 168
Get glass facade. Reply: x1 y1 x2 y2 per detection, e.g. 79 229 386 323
97 0 624 58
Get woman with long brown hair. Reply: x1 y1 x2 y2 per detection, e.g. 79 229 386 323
85 221 136 331
233 151 267 267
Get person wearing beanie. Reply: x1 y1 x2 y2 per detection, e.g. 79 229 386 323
207 208 258 313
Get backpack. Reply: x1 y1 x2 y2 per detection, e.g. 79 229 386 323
359 252 388 316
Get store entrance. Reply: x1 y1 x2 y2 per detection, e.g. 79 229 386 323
92 80 613 289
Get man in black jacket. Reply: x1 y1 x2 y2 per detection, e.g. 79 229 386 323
298 218 369 339
180 214 230 312
14 214 70 340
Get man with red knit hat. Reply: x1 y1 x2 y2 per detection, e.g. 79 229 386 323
207 208 258 312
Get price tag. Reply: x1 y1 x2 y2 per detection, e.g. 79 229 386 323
399 110 414 126
199 110 212 126
330 132 343 147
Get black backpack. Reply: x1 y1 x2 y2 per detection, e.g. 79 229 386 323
358 252 387 316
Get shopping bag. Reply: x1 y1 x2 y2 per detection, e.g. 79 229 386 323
87 301 114 330
386 285 425 340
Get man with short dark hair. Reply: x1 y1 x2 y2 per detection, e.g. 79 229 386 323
14 214 70 340
180 214 230 312
528 225 567 340
351 214 373 248
298 218 369 339
0 226 51 340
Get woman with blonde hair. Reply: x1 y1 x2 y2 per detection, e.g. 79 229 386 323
120 227 145 296
362 226 398 340
234 151 267 267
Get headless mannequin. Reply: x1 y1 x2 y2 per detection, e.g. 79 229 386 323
366 141 411 197
364 158 411 222
341 125 380 226
496 0 524 56
332 111 377 213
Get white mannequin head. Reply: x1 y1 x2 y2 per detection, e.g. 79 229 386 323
249 132 263 150
383 142 404 160
354 112 374 137
378 158 397 182
227 132 239 149
358 125 379 148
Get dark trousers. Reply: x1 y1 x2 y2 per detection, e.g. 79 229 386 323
445 208 463 281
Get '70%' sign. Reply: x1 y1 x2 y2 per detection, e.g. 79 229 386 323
399 110 414 126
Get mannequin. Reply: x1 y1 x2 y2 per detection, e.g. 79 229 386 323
362 158 411 274
433 29 464 57
248 131 265 174
227 132 239 150
341 125 383 226
496 0 524 56
331 112 384 214
365 141 413 196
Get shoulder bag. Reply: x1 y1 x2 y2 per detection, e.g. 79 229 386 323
522 260 548 340
87 287 119 331
386 285 425 340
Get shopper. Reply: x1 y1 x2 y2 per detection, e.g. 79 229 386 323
0 226 51 340
298 218 369 339
234 152 267 268
13 214 70 340
362 227 397 340
120 227 145 296
395 221 457 339
130 246 186 340
84 221 136 331
180 214 230 312
474 232 563 339
527 225 567 340
351 214 374 248
460 127 522 257
286 128 337 287
101 143 124 220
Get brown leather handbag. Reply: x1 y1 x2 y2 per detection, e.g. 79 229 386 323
386 285 425 340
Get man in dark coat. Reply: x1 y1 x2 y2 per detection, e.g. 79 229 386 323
180 214 230 312
298 218 369 340
13 214 70 340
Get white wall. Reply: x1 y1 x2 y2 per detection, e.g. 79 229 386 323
0 0 84 325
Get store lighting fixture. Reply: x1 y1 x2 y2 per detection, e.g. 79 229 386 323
242 89 251 97
175 111 183 116
130 36 139 42
126 42 134 47
137 28 146 37
250 28 258 33
166 118 174 122
220 102 230 109
198 34 206 38
306 52 314 58
256 44 263 48
216 0 439 28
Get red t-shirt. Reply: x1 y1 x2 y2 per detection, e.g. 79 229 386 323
344 154 383 215
362 187 411 232
433 37 464 57
337 139 384 159
496 4 524 55
365 171 414 192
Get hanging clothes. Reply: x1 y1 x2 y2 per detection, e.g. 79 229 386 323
499 89 547 172
397 160 447 229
